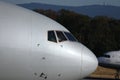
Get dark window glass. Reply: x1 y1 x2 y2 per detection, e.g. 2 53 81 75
56 31 67 42
64 32 77 41
103 55 110 58
48 31 57 42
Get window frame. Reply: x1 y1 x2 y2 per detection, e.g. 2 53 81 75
48 30 57 43
47 30 77 43
55 31 67 42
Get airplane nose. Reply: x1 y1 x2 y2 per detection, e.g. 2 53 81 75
57 42 98 79
81 45 98 77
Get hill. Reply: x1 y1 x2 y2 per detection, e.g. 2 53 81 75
19 3 120 19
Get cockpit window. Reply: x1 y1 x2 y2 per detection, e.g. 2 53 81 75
56 31 67 42
48 30 77 43
48 31 57 43
103 55 110 58
64 32 77 41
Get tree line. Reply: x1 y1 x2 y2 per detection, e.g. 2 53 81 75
34 9 120 57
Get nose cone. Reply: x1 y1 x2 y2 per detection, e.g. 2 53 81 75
81 45 98 77
58 42 98 79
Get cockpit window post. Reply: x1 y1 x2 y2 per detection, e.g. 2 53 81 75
48 30 77 43
56 31 67 42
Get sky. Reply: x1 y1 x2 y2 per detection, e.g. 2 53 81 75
1 0 120 6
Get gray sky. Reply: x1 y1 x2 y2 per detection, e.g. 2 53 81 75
1 0 120 6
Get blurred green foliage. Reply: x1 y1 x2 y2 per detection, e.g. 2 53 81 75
34 9 120 57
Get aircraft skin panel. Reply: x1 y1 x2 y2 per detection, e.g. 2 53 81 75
0 48 32 80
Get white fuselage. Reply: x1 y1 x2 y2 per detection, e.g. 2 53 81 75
98 51 120 69
0 1 98 80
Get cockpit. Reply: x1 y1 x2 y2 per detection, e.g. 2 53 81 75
48 30 77 43
102 54 111 58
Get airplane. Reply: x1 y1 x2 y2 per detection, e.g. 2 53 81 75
98 50 120 79
0 1 98 80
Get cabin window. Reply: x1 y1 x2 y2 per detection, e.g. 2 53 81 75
64 32 77 41
56 31 67 42
48 31 57 43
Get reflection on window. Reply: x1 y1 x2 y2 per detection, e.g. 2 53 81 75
64 32 77 41
56 31 67 42
103 55 110 58
48 31 57 43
